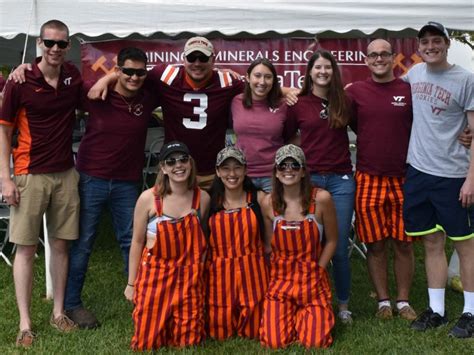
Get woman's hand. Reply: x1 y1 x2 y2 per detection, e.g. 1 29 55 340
124 284 134 302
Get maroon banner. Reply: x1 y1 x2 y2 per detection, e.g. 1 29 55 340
81 38 421 87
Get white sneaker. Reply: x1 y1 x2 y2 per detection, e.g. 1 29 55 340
338 310 353 324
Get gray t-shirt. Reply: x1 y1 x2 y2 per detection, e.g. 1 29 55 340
404 63 474 178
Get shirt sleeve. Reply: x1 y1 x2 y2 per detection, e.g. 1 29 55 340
0 79 21 126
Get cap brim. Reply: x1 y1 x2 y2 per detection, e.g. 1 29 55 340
184 48 213 56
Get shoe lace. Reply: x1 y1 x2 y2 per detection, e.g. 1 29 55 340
417 309 434 322
18 330 36 340
339 310 352 319
56 315 76 329
456 313 474 329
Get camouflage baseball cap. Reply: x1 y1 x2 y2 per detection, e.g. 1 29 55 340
275 144 306 166
216 146 247 167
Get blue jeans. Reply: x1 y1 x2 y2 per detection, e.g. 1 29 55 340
311 173 355 305
64 172 139 310
251 176 272 193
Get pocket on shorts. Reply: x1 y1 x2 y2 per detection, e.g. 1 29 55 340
13 174 28 191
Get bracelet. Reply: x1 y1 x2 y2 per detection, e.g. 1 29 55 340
127 283 134 287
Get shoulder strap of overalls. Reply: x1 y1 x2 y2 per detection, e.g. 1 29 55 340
153 185 163 217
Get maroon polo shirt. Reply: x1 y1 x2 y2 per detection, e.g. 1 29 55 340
76 81 160 182
346 78 412 177
147 64 244 174
0 58 82 175
287 94 352 174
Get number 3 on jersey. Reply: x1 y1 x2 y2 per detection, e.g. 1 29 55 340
183 93 208 129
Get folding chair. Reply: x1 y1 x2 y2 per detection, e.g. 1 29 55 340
142 138 164 191
348 213 367 259
0 201 12 266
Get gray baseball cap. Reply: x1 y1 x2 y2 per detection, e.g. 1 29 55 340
216 146 247 167
275 144 306 166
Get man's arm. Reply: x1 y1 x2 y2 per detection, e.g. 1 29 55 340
459 111 474 207
0 125 19 206
87 72 117 100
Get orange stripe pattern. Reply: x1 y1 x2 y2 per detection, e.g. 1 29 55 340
355 171 411 243
206 192 269 340
260 189 334 349
131 188 206 350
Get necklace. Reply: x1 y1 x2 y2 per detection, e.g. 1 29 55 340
118 93 143 117
118 93 136 113
319 98 329 120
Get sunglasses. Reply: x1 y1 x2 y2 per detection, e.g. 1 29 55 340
366 51 393 60
277 162 302 171
186 53 211 63
164 155 190 167
42 39 69 49
119 67 148 77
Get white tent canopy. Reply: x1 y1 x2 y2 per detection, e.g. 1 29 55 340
1 0 473 39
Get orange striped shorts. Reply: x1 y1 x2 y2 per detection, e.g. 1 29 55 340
355 171 412 244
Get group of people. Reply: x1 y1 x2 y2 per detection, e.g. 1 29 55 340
0 17 473 350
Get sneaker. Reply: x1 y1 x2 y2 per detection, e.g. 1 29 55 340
411 308 448 331
15 329 36 347
65 307 100 329
448 312 474 338
376 305 393 320
50 313 78 332
338 310 353 324
398 305 417 321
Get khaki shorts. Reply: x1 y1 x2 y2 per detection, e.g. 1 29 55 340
10 168 80 246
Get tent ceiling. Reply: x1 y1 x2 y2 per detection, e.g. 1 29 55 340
1 0 473 39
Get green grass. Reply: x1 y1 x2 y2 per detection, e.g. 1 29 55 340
1 217 473 354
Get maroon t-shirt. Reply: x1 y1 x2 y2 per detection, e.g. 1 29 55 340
0 58 82 175
346 78 412 177
147 64 244 174
287 94 352 174
76 81 160 182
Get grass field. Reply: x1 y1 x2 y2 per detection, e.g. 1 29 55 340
0 216 472 354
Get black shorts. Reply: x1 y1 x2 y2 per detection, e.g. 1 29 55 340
403 165 474 241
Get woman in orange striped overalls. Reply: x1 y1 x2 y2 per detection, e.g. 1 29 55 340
124 141 210 350
259 144 338 349
206 146 269 340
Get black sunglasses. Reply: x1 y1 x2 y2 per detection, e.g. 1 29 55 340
164 155 190 167
277 162 302 171
42 39 69 49
119 67 148 77
186 53 211 63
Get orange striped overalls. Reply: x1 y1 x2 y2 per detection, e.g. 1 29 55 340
131 188 206 350
206 191 269 339
260 189 334 348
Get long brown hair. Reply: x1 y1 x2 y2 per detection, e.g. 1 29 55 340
243 58 282 109
271 166 313 216
154 157 197 196
299 50 349 129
